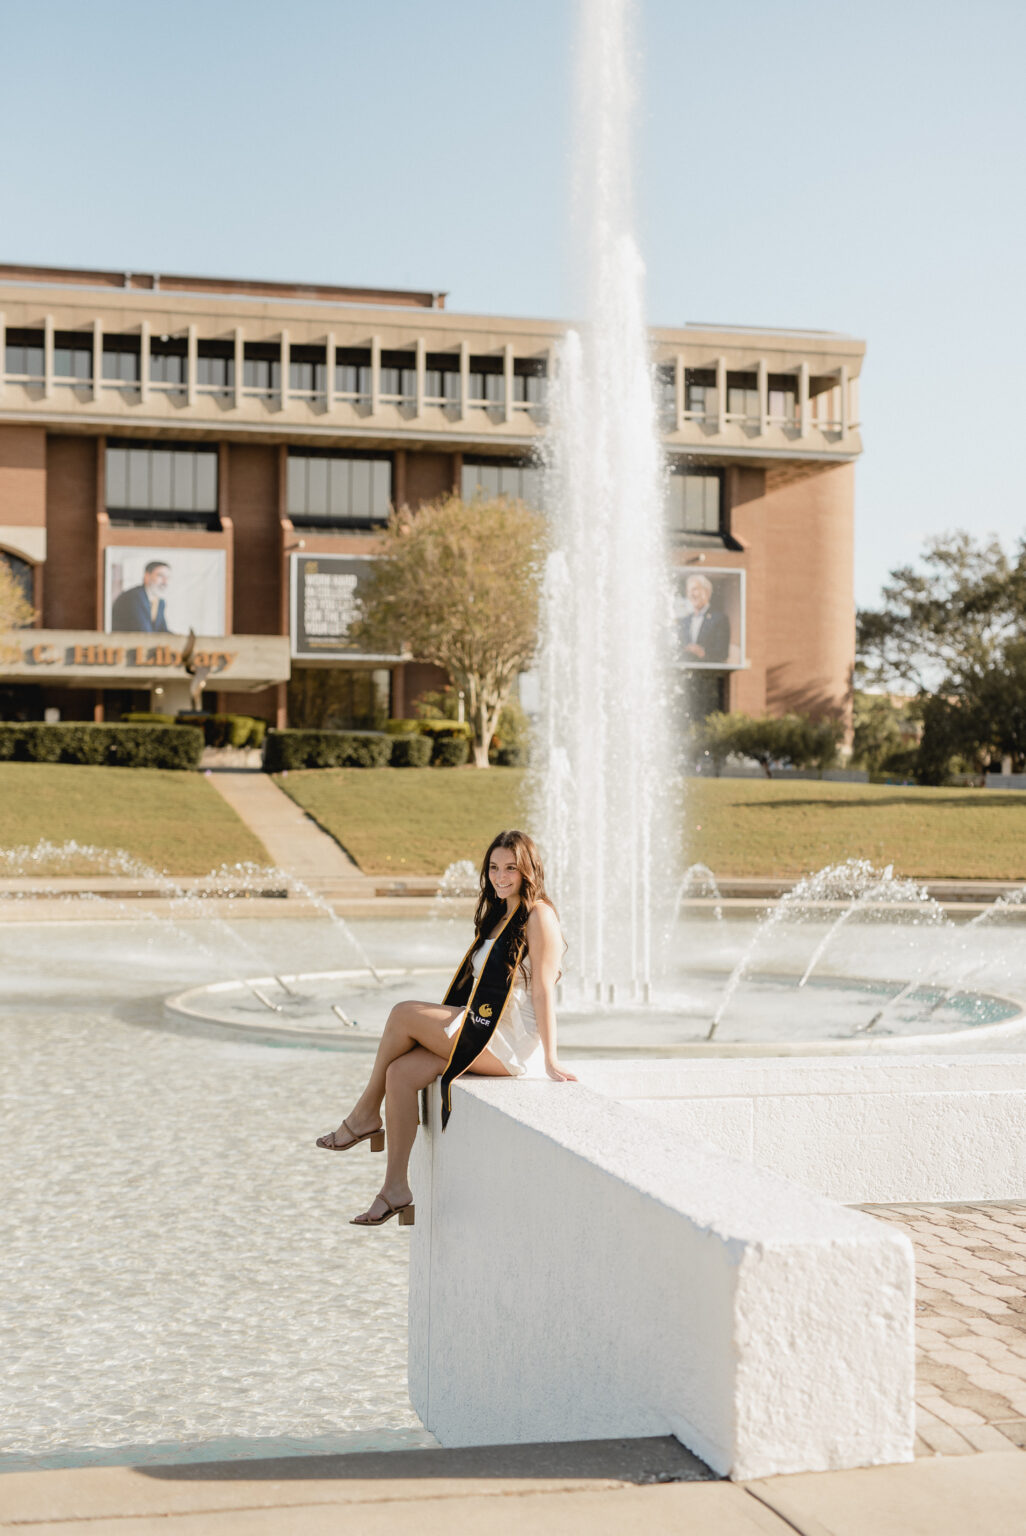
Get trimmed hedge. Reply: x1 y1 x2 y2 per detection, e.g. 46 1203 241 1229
432 736 470 767
262 730 392 772
0 722 203 769
122 711 268 749
390 733 433 768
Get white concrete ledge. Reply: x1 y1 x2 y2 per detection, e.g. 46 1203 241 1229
579 1056 1026 1204
408 1076 915 1480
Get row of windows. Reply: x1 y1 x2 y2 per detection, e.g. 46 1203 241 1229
461 461 545 505
286 454 391 527
4 333 547 406
103 440 723 536
106 445 218 516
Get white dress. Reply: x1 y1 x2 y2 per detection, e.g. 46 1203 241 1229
444 937 547 1078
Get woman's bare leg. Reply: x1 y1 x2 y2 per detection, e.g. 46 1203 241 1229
323 1000 461 1147
352 1043 511 1224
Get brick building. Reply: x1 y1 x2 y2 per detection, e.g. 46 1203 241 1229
0 263 864 727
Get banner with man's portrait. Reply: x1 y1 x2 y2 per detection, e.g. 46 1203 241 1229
674 567 745 669
104 548 227 636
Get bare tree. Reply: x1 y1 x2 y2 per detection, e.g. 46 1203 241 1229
356 494 546 768
0 558 36 632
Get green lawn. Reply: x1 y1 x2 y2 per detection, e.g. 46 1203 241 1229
0 764 270 876
277 768 1026 882
275 767 529 875
687 779 1026 881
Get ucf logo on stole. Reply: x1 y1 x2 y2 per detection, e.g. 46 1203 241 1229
468 1003 493 1029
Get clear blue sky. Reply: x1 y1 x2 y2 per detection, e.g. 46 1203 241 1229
2 0 1023 606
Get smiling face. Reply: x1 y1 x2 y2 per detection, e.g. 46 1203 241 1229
488 847 523 903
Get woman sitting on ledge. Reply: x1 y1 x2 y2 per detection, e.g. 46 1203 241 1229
317 828 577 1227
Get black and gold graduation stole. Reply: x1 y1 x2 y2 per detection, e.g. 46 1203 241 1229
439 901 527 1129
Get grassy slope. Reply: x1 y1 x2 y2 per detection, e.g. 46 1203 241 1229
0 764 270 876
686 779 1026 881
277 769 1026 881
275 767 529 875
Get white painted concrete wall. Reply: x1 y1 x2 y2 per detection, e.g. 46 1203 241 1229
579 1056 1026 1204
408 1077 915 1480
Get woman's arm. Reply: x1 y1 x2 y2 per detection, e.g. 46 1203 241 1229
526 904 577 1083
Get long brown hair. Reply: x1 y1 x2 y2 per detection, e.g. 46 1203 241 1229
472 829 558 982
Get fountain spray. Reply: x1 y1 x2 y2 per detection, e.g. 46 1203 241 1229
532 0 676 1005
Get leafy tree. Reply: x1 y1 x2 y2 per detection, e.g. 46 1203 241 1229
354 494 545 768
850 690 917 777
857 532 1024 694
0 556 36 632
858 532 1026 782
694 711 842 778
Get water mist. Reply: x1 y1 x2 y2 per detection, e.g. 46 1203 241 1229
532 0 676 1003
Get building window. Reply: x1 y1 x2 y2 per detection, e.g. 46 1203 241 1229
336 349 372 399
424 354 460 403
726 375 758 421
768 377 797 423
289 346 325 396
685 369 715 420
513 359 546 405
0 550 34 609
468 358 504 406
667 467 722 537
197 342 235 393
380 351 416 401
106 442 218 522
5 329 44 379
54 332 92 381
655 363 676 422
286 451 391 528
150 340 187 387
243 345 280 395
461 458 544 506
102 337 140 384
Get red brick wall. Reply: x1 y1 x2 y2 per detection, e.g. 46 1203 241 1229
404 451 456 508
44 436 98 628
227 444 280 635
0 424 46 528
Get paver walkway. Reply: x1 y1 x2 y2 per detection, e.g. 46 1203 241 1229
206 770 367 886
861 1202 1026 1456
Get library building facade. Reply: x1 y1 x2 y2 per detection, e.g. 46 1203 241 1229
0 263 864 729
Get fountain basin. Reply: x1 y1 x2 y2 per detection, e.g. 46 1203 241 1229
164 964 1026 1056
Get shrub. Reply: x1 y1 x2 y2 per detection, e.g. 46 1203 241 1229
385 718 421 735
692 711 843 777
389 733 433 767
262 730 391 771
121 711 176 726
432 736 470 767
495 745 526 767
418 718 473 742
0 722 203 769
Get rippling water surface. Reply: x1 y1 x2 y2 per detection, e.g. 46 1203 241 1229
1 917 427 1471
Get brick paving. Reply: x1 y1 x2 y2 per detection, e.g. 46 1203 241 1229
860 1201 1026 1458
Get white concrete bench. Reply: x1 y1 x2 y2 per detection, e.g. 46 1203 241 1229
408 1072 918 1479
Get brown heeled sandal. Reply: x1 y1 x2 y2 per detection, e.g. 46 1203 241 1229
350 1199 415 1228
316 1118 385 1152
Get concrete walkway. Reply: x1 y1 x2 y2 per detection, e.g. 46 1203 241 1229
205 770 369 889
3 1442 1026 1534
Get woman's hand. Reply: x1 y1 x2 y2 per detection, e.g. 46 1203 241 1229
545 1057 578 1082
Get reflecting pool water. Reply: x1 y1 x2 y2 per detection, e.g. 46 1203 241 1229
5 906 1026 1471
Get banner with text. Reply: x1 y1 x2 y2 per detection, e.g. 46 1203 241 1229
289 553 404 662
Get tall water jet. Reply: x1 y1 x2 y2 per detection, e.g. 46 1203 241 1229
532 0 676 1001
